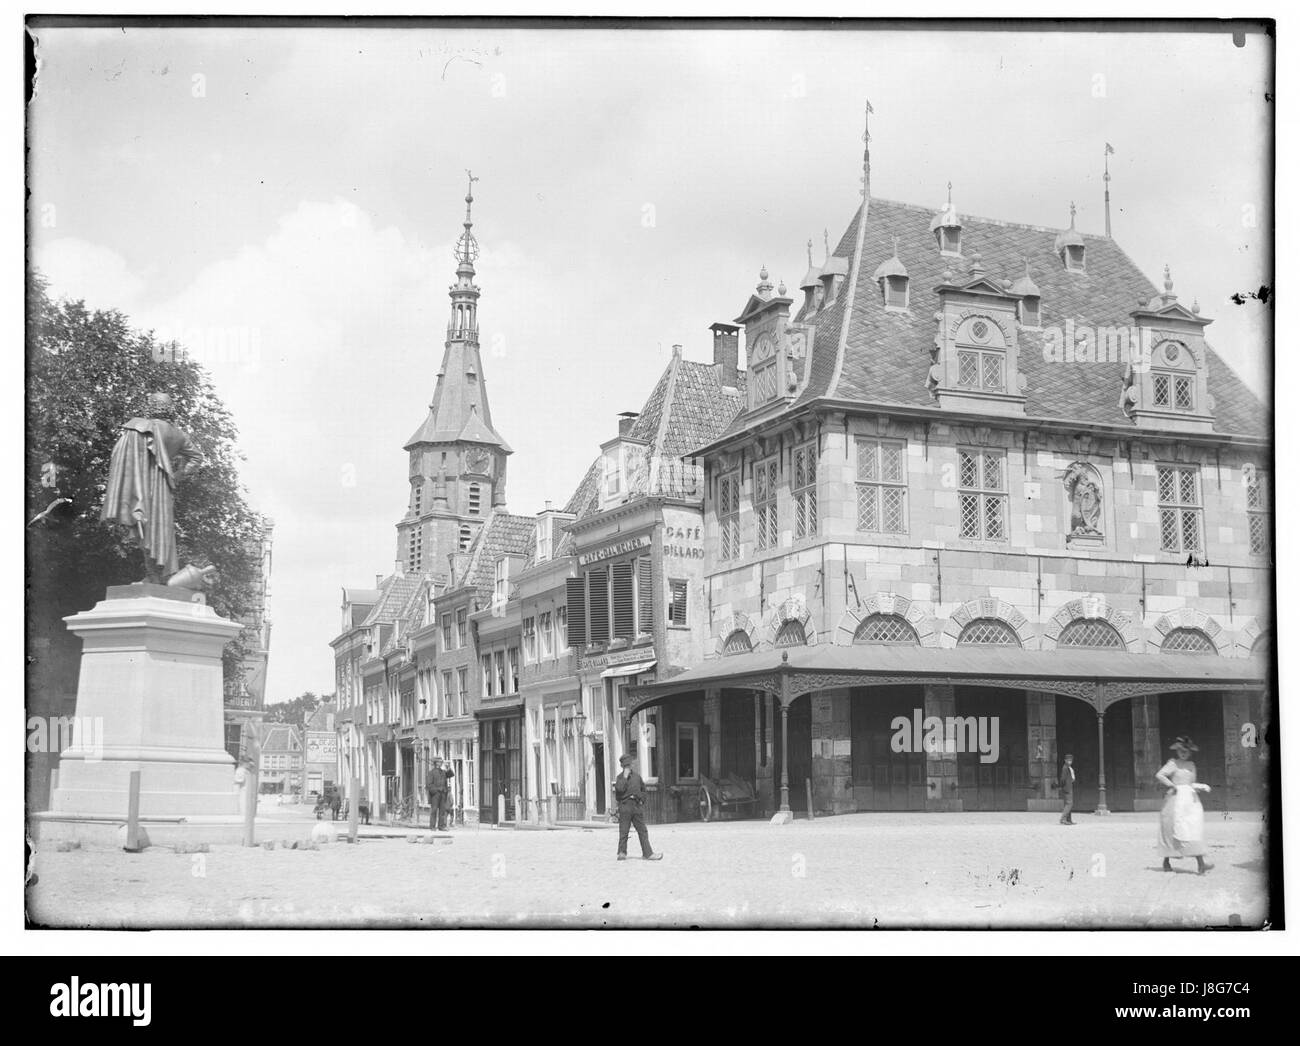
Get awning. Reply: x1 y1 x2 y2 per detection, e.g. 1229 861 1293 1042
601 660 657 679
626 645 1269 714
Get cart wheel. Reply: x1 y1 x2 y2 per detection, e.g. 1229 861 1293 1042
698 788 713 822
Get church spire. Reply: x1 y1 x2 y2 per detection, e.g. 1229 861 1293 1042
448 170 481 343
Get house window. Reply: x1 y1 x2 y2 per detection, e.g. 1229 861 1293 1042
853 614 918 645
1157 465 1202 554
958 618 1021 647
723 629 752 655
457 668 468 716
556 606 569 652
456 608 468 648
753 456 779 550
587 566 610 645
958 448 1008 541
793 440 818 539
494 558 508 602
522 616 536 662
1153 372 1194 411
495 651 507 695
857 438 907 534
441 672 453 718
775 619 806 648
508 647 519 693
537 520 552 562
458 525 471 551
440 614 451 654
884 275 908 309
1020 297 1041 328
957 347 1005 392
718 472 740 559
1247 470 1270 556
539 610 554 657
413 484 422 515
668 579 688 627
1162 628 1216 655
468 483 482 516
482 654 494 697
676 723 701 783
1057 619 1124 649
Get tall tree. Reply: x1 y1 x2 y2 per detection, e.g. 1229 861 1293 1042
26 271 266 694
265 692 320 729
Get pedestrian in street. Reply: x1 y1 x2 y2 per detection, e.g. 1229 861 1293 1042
426 756 454 832
1156 737 1211 875
1058 753 1076 825
358 788 371 825
329 787 341 822
614 753 662 861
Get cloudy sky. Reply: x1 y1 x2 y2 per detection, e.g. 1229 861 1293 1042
28 22 1272 701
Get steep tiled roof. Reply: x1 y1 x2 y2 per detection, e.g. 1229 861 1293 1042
724 197 1266 439
627 355 748 459
361 574 423 628
453 510 536 599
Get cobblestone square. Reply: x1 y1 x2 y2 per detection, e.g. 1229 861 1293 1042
27 811 1271 930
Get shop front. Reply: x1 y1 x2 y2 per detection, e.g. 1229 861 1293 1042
628 645 1270 818
477 703 524 823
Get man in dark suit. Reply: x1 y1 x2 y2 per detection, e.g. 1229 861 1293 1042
1059 753 1076 825
614 753 662 861
426 756 454 831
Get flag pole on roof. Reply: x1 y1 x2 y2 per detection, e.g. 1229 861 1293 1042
1104 142 1115 239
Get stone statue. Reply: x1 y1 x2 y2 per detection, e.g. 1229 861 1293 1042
100 392 202 584
1062 461 1102 537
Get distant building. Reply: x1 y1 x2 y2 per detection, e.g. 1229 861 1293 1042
257 722 303 795
225 517 274 759
303 700 337 797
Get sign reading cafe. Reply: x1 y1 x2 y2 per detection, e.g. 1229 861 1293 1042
577 534 652 567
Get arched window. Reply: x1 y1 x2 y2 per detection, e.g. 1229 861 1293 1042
853 614 918 645
458 525 471 552
723 630 752 655
1057 619 1124 649
1162 628 1216 655
774 620 807 649
957 618 1021 647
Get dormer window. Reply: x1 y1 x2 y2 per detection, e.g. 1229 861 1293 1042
884 276 908 309
929 187 963 256
873 240 910 311
1020 296 1041 328
536 519 552 562
1064 244 1085 272
939 227 961 255
1055 203 1086 273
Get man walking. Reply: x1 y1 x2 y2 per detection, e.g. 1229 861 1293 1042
1059 753 1076 825
426 756 454 832
614 753 662 861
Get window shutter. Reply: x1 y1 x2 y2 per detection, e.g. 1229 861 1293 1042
670 580 687 626
612 560 635 639
587 567 610 644
565 577 586 648
637 557 653 634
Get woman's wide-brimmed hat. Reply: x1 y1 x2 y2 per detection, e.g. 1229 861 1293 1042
1169 736 1199 753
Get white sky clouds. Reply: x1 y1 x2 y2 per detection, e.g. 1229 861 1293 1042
28 24 1272 700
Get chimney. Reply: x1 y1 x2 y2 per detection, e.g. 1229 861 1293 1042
618 411 640 436
710 322 739 387
544 500 553 511
375 574 382 588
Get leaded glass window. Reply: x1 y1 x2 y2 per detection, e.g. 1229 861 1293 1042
853 614 919 645
958 448 1008 541
957 618 1021 647
793 441 818 539
1161 628 1216 655
1057 619 1124 649
755 457 779 551
857 438 908 535
1157 465 1201 553
774 619 807 648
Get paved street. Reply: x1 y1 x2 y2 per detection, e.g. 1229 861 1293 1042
27 811 1270 930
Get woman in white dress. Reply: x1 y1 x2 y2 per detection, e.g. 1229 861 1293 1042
1155 737 1211 874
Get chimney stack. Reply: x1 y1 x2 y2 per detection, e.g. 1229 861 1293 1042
375 574 382 588
617 411 640 436
710 322 740 388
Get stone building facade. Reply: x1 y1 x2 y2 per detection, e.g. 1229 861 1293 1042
630 131 1271 819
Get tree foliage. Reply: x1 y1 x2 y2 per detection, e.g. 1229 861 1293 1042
265 692 320 729
26 271 266 688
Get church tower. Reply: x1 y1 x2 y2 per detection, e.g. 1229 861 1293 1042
397 173 512 581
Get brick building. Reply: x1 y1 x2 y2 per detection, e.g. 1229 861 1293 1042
629 119 1272 819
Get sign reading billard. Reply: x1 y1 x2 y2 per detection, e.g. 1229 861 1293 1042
663 524 704 559
576 533 652 567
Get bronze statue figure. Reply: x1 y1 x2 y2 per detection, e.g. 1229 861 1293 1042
100 392 202 584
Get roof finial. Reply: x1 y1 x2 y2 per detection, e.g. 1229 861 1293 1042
777 278 787 296
455 170 481 267
892 234 900 257
1163 264 1173 295
1103 142 1114 238
1191 298 1200 315
947 180 952 206
1069 200 1077 228
807 238 814 267
823 228 830 262
757 265 773 298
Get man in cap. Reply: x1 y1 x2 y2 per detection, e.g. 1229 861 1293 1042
614 753 662 861
426 755 454 832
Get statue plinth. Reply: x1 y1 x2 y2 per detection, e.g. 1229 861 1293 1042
33 592 245 844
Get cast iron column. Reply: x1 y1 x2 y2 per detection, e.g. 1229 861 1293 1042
1095 709 1110 815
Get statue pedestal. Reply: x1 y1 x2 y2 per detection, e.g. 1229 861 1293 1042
31 590 250 846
